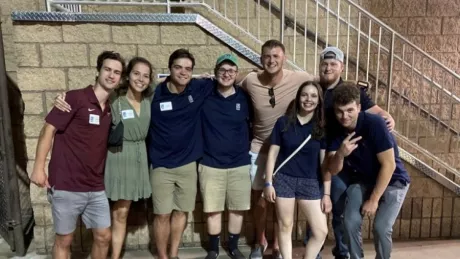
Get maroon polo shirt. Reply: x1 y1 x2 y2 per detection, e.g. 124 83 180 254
46 85 112 192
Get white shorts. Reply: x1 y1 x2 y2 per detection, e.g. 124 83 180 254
249 151 267 191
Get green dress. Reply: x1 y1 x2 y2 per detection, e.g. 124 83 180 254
104 95 152 201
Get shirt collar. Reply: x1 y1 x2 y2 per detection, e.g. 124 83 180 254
84 85 100 104
323 77 343 92
160 77 193 96
354 112 365 134
212 84 238 99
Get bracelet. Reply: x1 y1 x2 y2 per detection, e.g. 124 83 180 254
264 182 272 188
324 193 330 196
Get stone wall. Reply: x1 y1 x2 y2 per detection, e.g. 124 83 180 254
359 0 460 74
10 20 460 254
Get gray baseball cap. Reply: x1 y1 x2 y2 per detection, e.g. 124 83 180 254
320 46 344 63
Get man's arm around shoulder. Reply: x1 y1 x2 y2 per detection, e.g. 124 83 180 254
366 105 395 131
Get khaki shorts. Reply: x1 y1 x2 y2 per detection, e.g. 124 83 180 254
198 164 251 213
150 162 197 214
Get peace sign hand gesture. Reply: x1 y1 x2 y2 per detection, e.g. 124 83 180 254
338 132 362 157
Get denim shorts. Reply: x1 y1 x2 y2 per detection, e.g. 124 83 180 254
274 173 322 200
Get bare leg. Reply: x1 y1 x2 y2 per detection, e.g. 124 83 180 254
53 233 74 259
170 210 187 258
111 200 132 259
207 212 222 235
275 197 296 259
228 211 244 234
273 211 280 251
92 227 112 259
297 200 328 259
252 190 268 247
154 214 171 259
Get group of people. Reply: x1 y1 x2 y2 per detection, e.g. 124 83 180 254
30 39 410 259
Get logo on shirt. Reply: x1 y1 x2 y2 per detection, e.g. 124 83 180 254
88 108 95 112
236 103 241 111
188 95 194 103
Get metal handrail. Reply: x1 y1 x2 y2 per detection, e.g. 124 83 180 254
344 0 460 82
259 0 460 138
311 0 460 104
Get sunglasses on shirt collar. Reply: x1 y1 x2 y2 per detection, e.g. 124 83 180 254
268 88 275 108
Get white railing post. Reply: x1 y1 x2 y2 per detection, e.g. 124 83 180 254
386 32 395 112
280 0 285 43
166 0 171 13
46 0 52 11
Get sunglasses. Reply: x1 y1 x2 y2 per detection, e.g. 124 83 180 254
268 88 275 108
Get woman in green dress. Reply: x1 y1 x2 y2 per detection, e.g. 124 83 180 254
54 57 154 259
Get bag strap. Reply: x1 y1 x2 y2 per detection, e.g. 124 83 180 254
272 134 311 177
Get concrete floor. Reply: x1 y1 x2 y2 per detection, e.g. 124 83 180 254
1 238 460 259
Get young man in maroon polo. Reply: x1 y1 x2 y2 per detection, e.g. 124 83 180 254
30 51 125 259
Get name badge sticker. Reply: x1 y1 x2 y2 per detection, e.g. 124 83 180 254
160 101 173 111
89 114 100 125
122 109 135 119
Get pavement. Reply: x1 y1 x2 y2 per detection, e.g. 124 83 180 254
1 238 460 259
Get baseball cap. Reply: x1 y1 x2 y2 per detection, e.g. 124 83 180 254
215 53 239 67
320 46 344 63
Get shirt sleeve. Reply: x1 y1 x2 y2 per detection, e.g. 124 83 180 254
195 78 216 97
326 136 342 152
237 71 254 90
45 92 79 131
270 118 283 146
360 87 376 111
320 137 327 150
369 116 394 153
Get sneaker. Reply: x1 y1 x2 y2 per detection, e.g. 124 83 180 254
272 249 283 259
249 244 267 259
230 248 246 259
205 251 219 259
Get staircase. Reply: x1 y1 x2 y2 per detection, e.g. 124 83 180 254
41 0 460 194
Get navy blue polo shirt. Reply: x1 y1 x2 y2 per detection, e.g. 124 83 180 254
148 78 215 169
327 112 410 186
270 116 326 179
201 86 251 168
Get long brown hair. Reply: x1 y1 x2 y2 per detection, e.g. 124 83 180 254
283 81 325 140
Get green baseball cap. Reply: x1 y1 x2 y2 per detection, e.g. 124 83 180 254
215 53 239 67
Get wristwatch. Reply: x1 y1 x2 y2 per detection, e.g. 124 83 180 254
264 182 272 188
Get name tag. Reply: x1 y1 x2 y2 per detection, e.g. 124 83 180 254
121 109 135 119
160 101 173 111
89 114 100 125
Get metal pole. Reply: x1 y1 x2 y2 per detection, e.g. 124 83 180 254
280 0 285 43
0 22 25 256
46 0 52 11
386 32 395 112
166 0 171 13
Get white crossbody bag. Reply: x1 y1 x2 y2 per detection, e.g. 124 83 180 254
262 134 312 197
272 134 312 177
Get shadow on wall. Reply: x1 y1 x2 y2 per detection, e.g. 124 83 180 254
7 74 34 247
